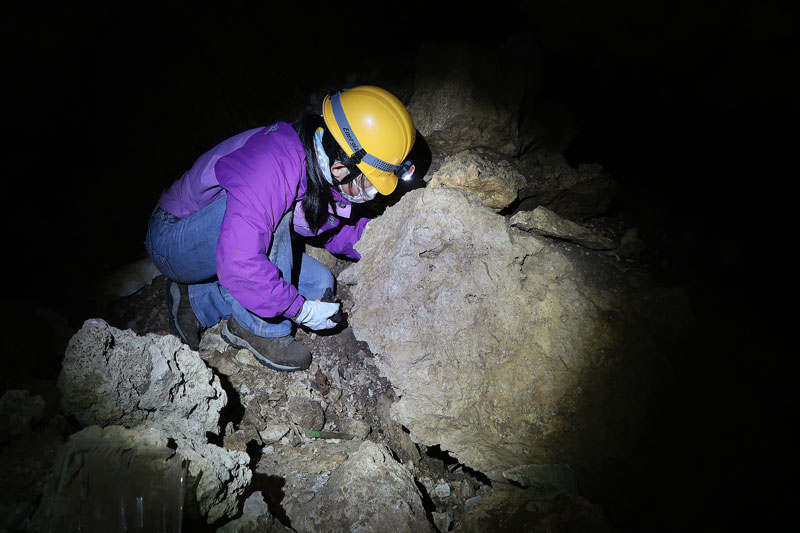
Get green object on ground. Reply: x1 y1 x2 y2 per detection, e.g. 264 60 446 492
305 429 354 440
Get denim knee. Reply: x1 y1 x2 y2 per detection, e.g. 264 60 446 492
297 253 335 301
316 267 335 293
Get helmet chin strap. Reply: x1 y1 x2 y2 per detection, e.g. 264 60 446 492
330 167 359 188
332 171 356 187
332 162 377 203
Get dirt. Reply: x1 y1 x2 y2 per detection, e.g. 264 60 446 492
102 276 492 531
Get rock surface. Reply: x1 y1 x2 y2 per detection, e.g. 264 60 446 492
57 318 226 436
340 187 679 482
29 424 252 528
257 440 433 533
459 484 615 533
517 151 617 221
0 389 46 443
174 431 252 523
0 408 68 531
510 205 618 250
30 425 182 532
54 322 252 524
429 150 526 212
216 491 292 533
408 37 540 157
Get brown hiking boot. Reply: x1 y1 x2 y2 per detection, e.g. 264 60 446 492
221 315 311 371
166 280 202 351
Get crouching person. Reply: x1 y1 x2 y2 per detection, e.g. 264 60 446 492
145 86 416 370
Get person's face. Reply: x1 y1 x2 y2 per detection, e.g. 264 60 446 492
340 173 374 197
331 162 376 199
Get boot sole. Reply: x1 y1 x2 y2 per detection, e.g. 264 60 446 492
220 323 307 372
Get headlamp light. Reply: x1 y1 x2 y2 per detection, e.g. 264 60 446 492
395 160 416 182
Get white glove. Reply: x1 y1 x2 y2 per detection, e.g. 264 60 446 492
292 300 341 331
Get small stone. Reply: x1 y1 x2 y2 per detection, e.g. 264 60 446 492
465 496 482 507
287 397 325 431
457 480 476 499
234 348 261 367
327 387 342 404
258 423 290 443
434 482 451 498
331 417 371 440
315 369 330 396
432 511 452 532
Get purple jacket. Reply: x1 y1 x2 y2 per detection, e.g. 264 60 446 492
157 122 369 319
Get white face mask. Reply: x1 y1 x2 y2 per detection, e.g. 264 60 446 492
339 177 378 203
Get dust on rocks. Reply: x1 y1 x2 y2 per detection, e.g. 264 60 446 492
102 275 492 530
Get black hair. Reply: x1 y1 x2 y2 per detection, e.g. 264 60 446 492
292 114 349 231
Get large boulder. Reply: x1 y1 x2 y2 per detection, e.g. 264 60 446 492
58 318 226 436
257 439 433 533
29 425 251 529
428 149 526 212
339 187 682 483
516 151 617 221
55 322 252 524
173 431 253 523
408 36 540 157
510 206 617 250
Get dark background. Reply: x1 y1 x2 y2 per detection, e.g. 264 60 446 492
3 1 794 530
5 2 793 307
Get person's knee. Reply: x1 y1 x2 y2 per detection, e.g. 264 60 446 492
318 268 335 294
307 266 335 300
298 253 336 300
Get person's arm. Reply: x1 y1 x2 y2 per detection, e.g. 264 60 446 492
215 126 306 319
322 216 371 260
216 191 305 319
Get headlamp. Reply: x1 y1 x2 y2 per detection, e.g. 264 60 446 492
395 160 416 182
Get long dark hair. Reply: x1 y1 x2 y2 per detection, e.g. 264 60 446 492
292 114 348 231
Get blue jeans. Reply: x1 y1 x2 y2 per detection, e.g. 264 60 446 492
145 196 334 338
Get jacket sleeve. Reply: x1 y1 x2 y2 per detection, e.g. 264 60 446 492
214 129 306 319
323 216 371 260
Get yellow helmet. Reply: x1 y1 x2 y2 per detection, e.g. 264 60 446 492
322 86 416 195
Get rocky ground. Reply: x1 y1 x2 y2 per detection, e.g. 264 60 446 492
0 188 732 532
0 171 731 533
100 269 499 532
0 190 715 532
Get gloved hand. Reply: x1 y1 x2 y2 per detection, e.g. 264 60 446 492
320 287 343 324
292 300 341 331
